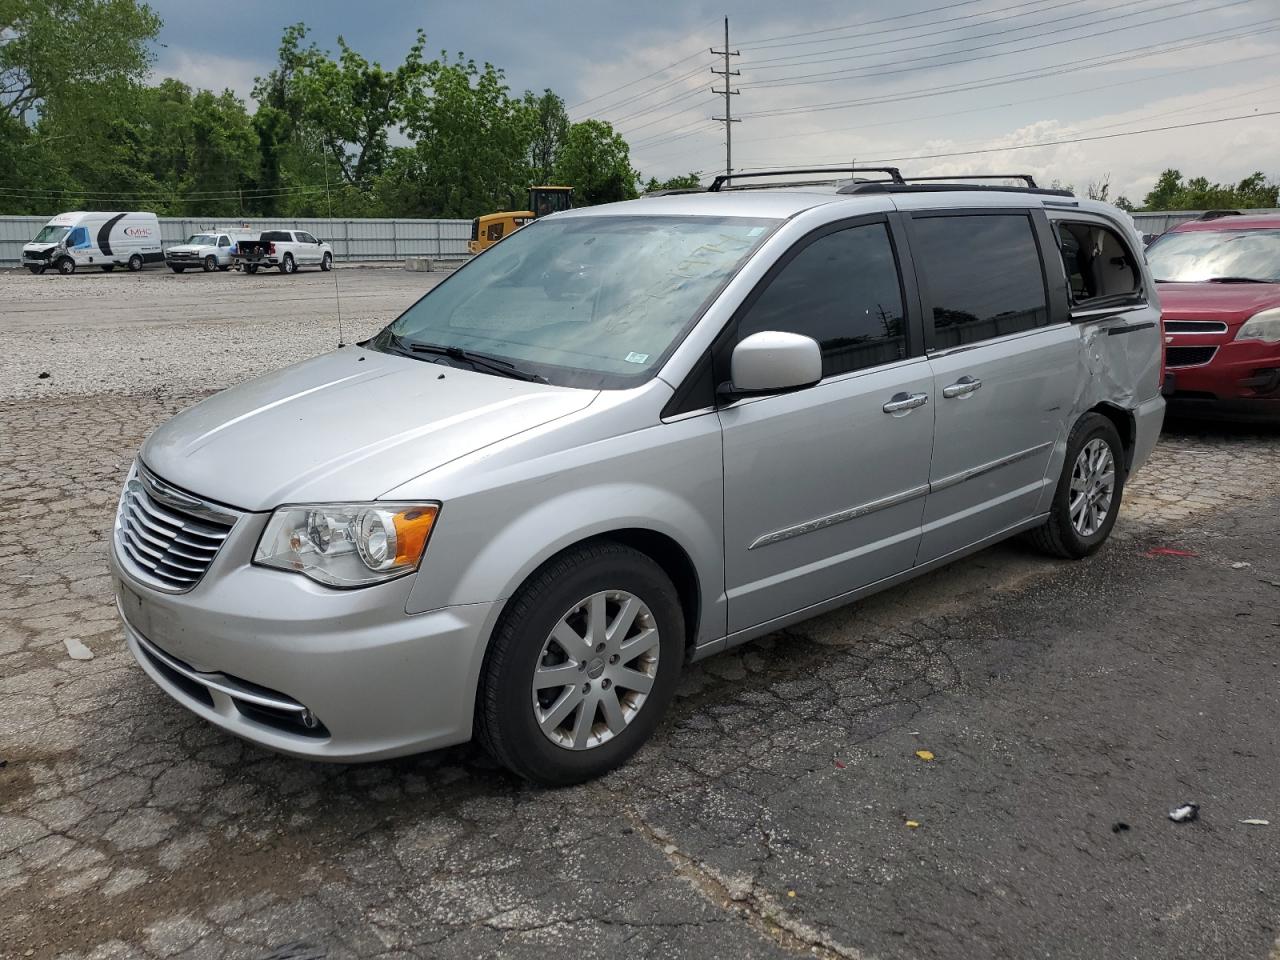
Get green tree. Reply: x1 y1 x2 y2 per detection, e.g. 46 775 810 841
642 172 702 193
1141 169 1279 210
523 89 568 185
398 55 535 217
554 119 637 206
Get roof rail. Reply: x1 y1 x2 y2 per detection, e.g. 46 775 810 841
1197 209 1243 221
837 182 1074 198
900 173 1040 188
708 166 905 192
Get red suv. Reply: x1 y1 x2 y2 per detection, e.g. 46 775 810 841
1147 212 1280 419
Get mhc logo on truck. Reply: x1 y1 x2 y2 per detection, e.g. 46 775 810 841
22 211 163 275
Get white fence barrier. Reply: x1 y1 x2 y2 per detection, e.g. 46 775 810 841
0 215 473 267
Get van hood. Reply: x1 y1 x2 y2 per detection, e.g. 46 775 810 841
142 348 599 511
1157 282 1280 325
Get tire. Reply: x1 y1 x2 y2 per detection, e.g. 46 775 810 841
127 254 143 272
27 264 45 275
321 252 332 272
476 541 685 786
1027 412 1126 559
279 253 295 275
170 265 185 273
203 255 217 272
56 258 75 275
244 263 258 275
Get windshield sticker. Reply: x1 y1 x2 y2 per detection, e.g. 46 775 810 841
624 352 650 364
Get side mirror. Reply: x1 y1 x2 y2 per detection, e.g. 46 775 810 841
722 331 822 397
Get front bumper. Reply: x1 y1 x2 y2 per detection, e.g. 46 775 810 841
110 542 500 761
1164 338 1280 411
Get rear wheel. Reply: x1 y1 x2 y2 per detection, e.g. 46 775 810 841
279 253 295 275
27 264 45 275
203 255 217 272
321 251 333 271
56 258 75 275
127 254 143 272
476 541 684 786
1028 412 1125 559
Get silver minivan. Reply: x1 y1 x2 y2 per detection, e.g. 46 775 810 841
110 170 1165 784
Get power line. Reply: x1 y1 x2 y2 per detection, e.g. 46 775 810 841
743 0 1168 73
740 0 1256 91
736 0 1025 47
741 109 1280 170
567 48 706 111
736 17 1280 120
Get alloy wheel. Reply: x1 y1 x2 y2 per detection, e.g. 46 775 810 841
1069 438 1115 537
531 590 660 751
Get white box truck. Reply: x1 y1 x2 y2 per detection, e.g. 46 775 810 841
21 211 163 275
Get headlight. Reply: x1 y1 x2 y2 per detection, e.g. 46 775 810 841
1236 307 1280 344
254 502 439 587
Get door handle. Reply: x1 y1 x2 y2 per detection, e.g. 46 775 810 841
942 376 983 399
882 392 930 415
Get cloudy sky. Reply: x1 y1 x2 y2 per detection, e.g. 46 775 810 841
152 0 1280 204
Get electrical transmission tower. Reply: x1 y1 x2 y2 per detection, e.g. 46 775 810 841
710 17 740 178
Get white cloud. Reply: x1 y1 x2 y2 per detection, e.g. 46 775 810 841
149 47 270 105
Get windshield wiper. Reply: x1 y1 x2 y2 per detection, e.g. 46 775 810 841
407 342 548 383
1204 276 1272 283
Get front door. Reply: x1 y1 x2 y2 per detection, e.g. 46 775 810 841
906 211 1078 562
719 217 934 634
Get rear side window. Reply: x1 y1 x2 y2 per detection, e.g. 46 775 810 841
1055 221 1140 305
263 231 292 243
737 222 907 377
912 214 1049 349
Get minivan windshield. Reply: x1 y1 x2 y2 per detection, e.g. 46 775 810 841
374 215 779 388
32 225 70 244
1147 228 1280 282
185 234 217 245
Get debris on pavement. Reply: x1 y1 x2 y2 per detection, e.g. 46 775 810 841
915 749 935 761
834 758 846 769
1231 561 1252 569
1111 822 1131 833
905 820 921 829
62 637 93 660
1239 818 1270 826
1146 546 1198 558
37 371 51 379
1169 803 1200 823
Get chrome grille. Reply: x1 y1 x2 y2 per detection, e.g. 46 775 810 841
115 467 238 592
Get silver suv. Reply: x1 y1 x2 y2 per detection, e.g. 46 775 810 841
110 169 1164 785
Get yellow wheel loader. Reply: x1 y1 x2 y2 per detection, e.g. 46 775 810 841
468 186 573 254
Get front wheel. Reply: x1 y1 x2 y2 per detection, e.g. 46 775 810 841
127 254 143 272
321 252 332 271
1028 412 1125 559
279 253 295 275
476 542 685 786
203 255 217 272
57 258 75 275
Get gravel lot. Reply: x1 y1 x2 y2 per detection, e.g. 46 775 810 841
1 269 1278 959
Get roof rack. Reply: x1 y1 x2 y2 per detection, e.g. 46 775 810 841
1197 209 1243 221
707 166 904 192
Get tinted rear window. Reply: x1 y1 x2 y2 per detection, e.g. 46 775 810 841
262 231 292 242
912 214 1049 348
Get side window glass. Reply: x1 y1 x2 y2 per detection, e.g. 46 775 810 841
218 236 230 247
1055 221 1141 306
913 214 1049 348
738 222 907 377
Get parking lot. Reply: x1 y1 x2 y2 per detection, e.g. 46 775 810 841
2 267 1279 959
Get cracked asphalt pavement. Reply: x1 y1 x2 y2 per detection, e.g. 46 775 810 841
2 269 1279 959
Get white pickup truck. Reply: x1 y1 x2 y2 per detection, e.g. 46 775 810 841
232 230 334 275
165 230 255 273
